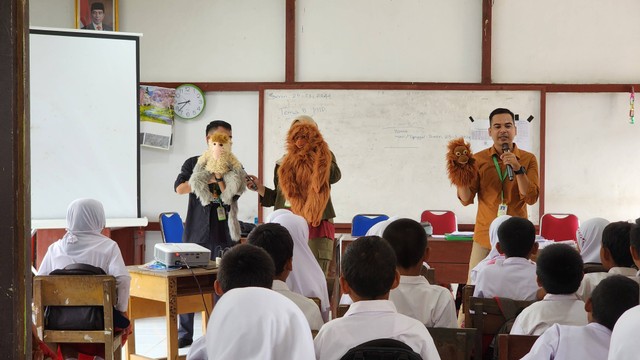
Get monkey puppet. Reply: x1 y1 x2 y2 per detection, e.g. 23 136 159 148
446 137 477 187
189 132 247 241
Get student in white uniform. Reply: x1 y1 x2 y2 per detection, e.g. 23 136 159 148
313 236 441 360
382 218 457 328
248 223 324 331
523 275 639 360
576 217 609 268
608 304 640 360
266 209 330 320
577 221 636 301
469 215 510 284
511 244 588 335
473 217 539 301
37 198 131 359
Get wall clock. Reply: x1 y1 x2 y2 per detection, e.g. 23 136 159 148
174 84 205 119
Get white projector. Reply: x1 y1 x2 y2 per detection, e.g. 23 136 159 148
154 243 211 267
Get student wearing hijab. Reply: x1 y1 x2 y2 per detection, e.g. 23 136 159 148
577 217 609 270
469 215 511 284
37 198 131 359
266 209 330 320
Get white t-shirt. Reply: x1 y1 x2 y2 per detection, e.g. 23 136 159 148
608 305 640 360
473 257 538 301
576 267 637 301
510 294 588 335
272 280 324 331
389 275 457 328
314 300 441 360
522 322 611 360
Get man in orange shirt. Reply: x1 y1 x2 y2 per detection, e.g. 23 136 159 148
456 108 539 277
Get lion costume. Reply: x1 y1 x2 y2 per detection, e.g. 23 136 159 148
278 117 332 227
189 132 246 241
446 137 477 187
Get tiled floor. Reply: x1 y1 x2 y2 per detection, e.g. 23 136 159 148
125 313 204 358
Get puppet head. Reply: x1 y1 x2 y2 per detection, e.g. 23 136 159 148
446 137 477 187
207 132 231 160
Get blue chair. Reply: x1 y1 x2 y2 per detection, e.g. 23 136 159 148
351 214 389 237
159 212 184 243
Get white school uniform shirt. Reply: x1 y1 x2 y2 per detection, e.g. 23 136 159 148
313 300 441 360
267 209 330 320
522 322 611 360
510 294 588 335
608 305 640 360
37 198 131 312
472 257 538 301
206 287 315 360
273 280 325 331
469 215 510 284
389 275 457 328
576 267 638 301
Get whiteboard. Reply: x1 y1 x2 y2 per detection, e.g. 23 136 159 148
546 93 640 222
263 90 541 224
30 28 140 223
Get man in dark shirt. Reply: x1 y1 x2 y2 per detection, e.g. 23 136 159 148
174 120 235 347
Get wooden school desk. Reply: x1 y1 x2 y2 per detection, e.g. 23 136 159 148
337 235 472 284
125 264 217 360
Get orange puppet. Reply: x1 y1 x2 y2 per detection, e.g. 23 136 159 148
446 137 477 187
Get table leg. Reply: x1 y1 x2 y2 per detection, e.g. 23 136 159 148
166 278 178 360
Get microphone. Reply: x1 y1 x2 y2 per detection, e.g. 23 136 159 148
502 143 514 181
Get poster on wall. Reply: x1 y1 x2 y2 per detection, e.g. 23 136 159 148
76 0 118 31
139 85 176 150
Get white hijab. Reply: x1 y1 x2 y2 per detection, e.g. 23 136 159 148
577 217 609 264
266 209 330 319
470 215 511 283
36 198 130 311
206 287 315 360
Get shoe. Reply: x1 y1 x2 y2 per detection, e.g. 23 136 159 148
178 337 193 348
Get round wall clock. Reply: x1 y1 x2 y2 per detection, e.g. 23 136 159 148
174 84 205 119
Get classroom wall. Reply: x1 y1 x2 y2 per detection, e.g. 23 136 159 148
29 1 640 249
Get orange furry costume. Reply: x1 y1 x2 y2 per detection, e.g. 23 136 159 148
277 118 332 227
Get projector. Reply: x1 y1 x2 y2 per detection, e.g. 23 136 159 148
154 243 211 267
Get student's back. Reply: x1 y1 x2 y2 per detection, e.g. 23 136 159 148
383 218 457 328
511 244 588 335
473 217 539 300
313 236 441 360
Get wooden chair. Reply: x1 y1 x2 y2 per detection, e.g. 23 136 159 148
462 284 475 324
33 275 124 360
466 296 535 360
496 334 538 360
420 267 436 284
337 304 350 318
427 327 478 360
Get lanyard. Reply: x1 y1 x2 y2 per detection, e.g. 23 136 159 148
492 155 506 203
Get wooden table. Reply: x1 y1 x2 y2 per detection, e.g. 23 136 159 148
125 264 217 360
336 234 472 284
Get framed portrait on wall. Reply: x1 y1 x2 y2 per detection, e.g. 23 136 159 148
76 0 118 31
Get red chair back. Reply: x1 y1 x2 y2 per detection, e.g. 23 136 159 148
420 210 457 235
539 213 580 241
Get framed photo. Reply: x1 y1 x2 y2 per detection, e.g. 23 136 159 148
76 0 118 31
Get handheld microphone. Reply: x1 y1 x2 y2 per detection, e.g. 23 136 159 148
502 143 514 181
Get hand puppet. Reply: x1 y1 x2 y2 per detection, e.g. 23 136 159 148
446 137 477 187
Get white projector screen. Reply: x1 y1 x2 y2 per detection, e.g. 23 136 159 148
30 28 140 225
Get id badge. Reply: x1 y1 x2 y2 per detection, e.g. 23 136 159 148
217 206 227 221
284 199 291 208
497 204 508 217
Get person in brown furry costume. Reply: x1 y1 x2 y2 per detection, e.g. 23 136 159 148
246 115 341 274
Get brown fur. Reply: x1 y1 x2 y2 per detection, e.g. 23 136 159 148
278 120 332 226
446 137 477 187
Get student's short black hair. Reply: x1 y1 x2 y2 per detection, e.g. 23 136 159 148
536 244 584 295
206 120 232 135
382 218 427 269
497 217 536 258
217 244 275 293
630 221 640 253
590 275 639 330
601 221 634 267
489 108 515 125
342 236 397 300
247 223 294 276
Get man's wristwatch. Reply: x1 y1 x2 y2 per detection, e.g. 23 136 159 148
514 166 526 175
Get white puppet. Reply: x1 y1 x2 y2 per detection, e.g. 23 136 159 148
189 132 246 241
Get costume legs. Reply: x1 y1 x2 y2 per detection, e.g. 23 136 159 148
308 236 334 275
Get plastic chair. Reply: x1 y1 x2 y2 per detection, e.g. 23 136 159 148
351 214 389 237
420 210 457 235
159 212 184 243
539 213 580 242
